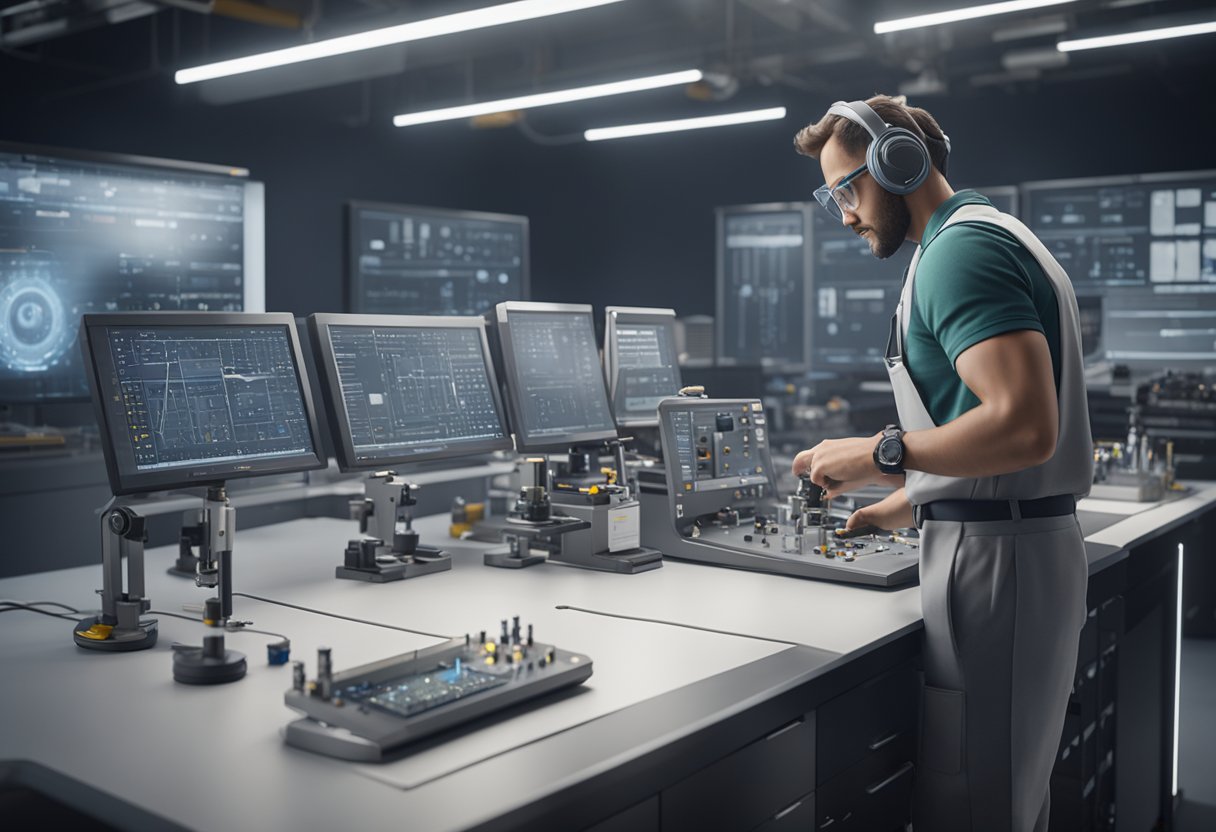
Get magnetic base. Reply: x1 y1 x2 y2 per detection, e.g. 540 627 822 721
72 615 159 652
484 549 547 569
550 545 664 574
173 647 247 685
335 545 452 583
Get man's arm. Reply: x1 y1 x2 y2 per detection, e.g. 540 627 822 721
902 328 1058 477
793 328 1057 497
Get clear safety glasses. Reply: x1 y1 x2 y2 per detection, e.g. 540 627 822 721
813 163 869 222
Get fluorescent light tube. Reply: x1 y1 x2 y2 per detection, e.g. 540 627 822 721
176 0 627 85
392 70 704 128
874 0 1076 35
1057 19 1216 51
584 107 787 142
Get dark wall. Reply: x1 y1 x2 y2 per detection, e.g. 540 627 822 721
5 63 1215 323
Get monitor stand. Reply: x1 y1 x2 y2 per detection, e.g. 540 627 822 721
73 505 158 652
75 485 248 684
338 472 452 583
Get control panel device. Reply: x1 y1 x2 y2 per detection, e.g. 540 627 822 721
283 617 592 762
638 397 919 587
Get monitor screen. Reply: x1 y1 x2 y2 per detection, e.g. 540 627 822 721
1025 171 1216 365
0 143 264 403
809 206 911 376
604 306 682 427
716 204 811 369
494 302 618 451
346 202 528 316
83 313 325 495
308 314 513 470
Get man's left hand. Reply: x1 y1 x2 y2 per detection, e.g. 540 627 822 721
792 432 883 500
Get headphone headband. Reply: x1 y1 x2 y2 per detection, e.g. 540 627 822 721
827 99 951 192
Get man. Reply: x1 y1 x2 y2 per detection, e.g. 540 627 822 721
790 95 1093 832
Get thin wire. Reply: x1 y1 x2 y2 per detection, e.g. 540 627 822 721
0 599 81 614
227 625 290 642
147 609 206 623
147 610 289 643
233 591 453 640
0 603 82 622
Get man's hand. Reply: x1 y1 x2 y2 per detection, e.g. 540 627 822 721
845 487 914 532
791 432 884 500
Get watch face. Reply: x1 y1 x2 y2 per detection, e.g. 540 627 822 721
879 438 902 464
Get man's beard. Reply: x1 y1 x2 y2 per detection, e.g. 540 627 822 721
863 190 911 259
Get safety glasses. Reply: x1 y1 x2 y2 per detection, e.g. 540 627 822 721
813 163 869 221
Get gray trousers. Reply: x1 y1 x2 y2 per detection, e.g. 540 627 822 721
913 514 1088 832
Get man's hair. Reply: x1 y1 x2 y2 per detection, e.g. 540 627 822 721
793 94 949 175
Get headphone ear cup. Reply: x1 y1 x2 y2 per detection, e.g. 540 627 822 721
869 129 930 194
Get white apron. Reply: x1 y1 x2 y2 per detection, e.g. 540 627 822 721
886 203 1092 832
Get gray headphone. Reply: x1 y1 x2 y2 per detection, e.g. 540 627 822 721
828 100 951 195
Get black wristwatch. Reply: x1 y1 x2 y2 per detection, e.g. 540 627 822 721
873 424 905 475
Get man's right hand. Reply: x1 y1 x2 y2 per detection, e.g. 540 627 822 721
845 487 914 532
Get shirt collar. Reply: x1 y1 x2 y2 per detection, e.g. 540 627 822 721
921 190 993 249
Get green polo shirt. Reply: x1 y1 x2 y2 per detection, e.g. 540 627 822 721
906 191 1061 425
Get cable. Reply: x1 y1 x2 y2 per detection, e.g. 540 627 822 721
1 599 81 614
0 603 83 622
225 623 290 643
147 609 206 623
233 591 453 640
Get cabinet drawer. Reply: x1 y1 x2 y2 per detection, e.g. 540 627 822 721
817 663 918 784
584 796 658 832
662 713 815 832
753 790 815 832
816 732 915 831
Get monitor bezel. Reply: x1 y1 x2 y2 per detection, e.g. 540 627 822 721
604 306 681 429
494 301 620 452
344 200 531 315
82 311 326 496
714 201 813 372
0 140 265 404
308 313 514 472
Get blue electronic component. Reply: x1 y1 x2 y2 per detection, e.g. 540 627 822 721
342 664 508 719
267 641 291 666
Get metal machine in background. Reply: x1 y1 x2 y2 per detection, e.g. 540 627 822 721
638 395 920 588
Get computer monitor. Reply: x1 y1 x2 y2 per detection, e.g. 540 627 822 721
81 312 325 496
308 313 513 471
346 201 529 316
0 142 265 403
603 306 682 428
808 203 911 377
715 203 812 370
493 301 618 452
1024 170 1216 366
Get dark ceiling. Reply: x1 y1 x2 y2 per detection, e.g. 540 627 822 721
3 0 1215 130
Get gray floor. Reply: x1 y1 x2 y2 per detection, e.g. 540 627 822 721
1175 637 1216 832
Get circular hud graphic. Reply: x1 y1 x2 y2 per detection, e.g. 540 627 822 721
0 264 74 373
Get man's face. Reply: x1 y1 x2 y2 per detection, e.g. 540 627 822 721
819 134 910 259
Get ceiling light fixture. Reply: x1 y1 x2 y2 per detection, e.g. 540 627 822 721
176 0 628 85
1057 19 1216 51
874 0 1076 35
392 70 704 128
584 107 787 142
